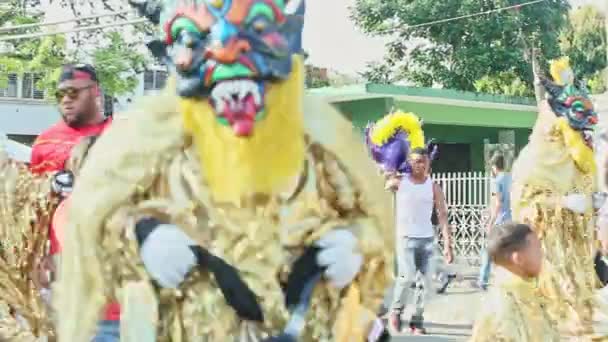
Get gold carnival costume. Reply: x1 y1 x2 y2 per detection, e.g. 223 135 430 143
0 153 56 341
470 269 559 342
55 1 392 341
511 57 601 337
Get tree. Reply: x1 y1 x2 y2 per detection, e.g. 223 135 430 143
559 5 607 94
351 0 570 93
1 0 151 99
474 70 534 97
90 32 148 98
0 0 66 91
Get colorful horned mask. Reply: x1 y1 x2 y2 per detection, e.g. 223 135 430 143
541 57 598 131
129 0 305 136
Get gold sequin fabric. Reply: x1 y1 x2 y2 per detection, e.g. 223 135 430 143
511 102 602 339
98 141 390 341
0 156 56 341
470 269 559 342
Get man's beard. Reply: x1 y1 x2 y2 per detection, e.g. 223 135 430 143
63 112 87 128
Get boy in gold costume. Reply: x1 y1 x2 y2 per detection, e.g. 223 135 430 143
54 0 392 341
510 57 601 337
470 222 559 342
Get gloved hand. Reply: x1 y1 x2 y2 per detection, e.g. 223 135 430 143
51 170 74 197
135 217 263 322
315 229 363 289
561 194 589 214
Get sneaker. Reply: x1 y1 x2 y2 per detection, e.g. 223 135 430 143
470 280 487 291
409 315 426 335
410 327 427 335
388 311 402 333
437 274 456 294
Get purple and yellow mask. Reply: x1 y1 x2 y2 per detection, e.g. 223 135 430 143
129 0 305 136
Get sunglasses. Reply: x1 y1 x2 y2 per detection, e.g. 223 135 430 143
54 84 94 102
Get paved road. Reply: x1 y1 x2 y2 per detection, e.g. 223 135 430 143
386 265 483 341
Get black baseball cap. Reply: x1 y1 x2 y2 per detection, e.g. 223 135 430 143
59 63 98 83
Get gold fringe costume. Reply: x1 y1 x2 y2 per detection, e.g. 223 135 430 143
511 59 601 337
470 268 559 342
55 56 393 341
0 153 56 341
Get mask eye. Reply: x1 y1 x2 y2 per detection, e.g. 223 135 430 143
252 18 268 33
170 17 205 46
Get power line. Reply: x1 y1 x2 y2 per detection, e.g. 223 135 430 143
0 18 147 42
372 0 546 35
0 10 132 33
0 0 546 42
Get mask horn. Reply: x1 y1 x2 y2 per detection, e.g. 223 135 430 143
285 0 305 16
540 77 563 99
129 0 162 25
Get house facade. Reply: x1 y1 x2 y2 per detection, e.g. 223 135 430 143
0 68 168 144
309 84 539 172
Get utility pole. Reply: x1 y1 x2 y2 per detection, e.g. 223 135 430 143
531 47 545 104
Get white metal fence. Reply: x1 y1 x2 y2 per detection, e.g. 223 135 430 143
433 172 491 264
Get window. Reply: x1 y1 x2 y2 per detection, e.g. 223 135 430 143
21 73 44 99
0 74 18 98
143 70 168 91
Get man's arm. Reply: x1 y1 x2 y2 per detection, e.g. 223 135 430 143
486 181 505 232
433 182 453 262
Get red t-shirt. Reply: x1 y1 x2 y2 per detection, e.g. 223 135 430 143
30 118 112 174
40 118 119 321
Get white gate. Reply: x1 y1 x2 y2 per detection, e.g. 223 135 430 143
433 172 491 264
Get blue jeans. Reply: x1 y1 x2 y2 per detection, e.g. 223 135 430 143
390 236 435 317
92 320 120 342
478 249 491 286
478 218 511 286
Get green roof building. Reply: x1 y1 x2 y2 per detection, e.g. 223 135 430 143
311 84 538 173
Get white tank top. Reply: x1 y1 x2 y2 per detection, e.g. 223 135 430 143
395 177 434 238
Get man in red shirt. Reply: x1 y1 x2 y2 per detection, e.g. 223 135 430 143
32 65 119 341
30 64 111 174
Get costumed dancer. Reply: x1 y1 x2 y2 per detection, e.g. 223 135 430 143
510 57 601 337
364 111 453 334
0 151 58 340
55 0 392 341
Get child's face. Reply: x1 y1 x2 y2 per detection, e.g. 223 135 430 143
512 232 543 277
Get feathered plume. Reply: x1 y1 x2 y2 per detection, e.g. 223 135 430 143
549 57 574 86
365 111 434 174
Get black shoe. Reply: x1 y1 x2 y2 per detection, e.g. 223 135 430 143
437 274 456 294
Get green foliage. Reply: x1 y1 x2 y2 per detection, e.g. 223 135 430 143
474 71 534 97
351 0 570 94
559 5 607 87
0 1 149 99
587 71 607 94
91 31 148 97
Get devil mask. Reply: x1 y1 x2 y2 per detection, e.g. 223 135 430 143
130 0 305 136
541 57 598 131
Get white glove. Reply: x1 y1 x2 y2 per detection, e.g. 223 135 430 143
561 194 589 214
315 229 363 289
139 224 198 289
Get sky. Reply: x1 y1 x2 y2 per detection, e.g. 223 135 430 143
303 0 387 76
302 0 603 76
40 0 604 76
